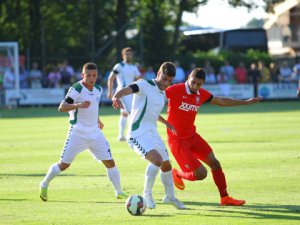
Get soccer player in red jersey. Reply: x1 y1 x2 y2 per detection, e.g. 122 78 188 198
164 68 262 206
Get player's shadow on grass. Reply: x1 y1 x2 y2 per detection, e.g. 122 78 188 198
0 173 105 177
203 203 300 221
0 198 29 202
183 201 220 207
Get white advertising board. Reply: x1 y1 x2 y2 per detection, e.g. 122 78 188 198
5 88 65 105
258 83 298 99
203 84 254 99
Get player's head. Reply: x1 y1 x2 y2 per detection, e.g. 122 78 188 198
122 47 133 63
82 62 98 87
156 62 176 91
187 68 206 93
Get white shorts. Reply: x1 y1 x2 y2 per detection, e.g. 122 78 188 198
121 95 133 113
60 126 112 164
127 132 169 161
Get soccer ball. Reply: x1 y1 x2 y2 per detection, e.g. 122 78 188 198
125 194 147 216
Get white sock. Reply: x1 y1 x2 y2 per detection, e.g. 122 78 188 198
41 163 61 188
160 170 175 199
143 163 160 197
107 167 122 194
119 116 127 138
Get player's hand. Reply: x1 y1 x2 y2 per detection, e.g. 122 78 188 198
99 120 104 129
246 97 263 104
112 97 124 109
166 123 177 136
78 101 91 108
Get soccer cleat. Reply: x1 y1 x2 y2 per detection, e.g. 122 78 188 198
220 196 246 206
39 186 48 202
144 195 156 209
162 196 185 209
172 168 185 190
116 192 128 199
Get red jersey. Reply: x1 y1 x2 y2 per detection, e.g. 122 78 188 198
165 82 213 139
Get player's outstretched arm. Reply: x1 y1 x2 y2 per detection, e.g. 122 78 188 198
112 86 134 109
58 101 90 112
107 72 117 99
211 96 262 107
158 115 177 135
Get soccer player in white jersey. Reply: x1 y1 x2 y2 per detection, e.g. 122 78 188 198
112 62 185 210
107 47 141 141
39 62 126 201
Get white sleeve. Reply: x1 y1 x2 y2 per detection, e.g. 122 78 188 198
65 87 80 103
112 63 122 74
135 80 148 95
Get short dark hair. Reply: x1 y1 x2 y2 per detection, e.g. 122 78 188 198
82 62 97 71
159 62 176 77
190 68 206 81
122 47 132 54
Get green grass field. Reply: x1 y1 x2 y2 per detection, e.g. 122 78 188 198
0 101 299 225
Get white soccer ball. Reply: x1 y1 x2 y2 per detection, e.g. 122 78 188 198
125 194 147 216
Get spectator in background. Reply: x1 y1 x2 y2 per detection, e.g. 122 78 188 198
297 77 300 97
60 64 72 92
29 62 42 89
62 60 75 81
205 67 216 84
220 60 235 84
185 63 197 79
217 71 230 96
0 69 3 91
269 62 279 83
293 59 300 81
216 71 228 84
235 62 248 84
135 62 146 77
248 63 260 97
203 61 213 75
279 61 293 83
173 61 185 83
144 66 156 80
48 66 61 88
3 67 15 89
20 65 30 89
258 61 270 83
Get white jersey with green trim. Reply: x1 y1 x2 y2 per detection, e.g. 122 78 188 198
128 79 166 137
112 61 141 91
65 80 102 132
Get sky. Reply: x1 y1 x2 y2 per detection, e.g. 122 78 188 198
182 0 268 29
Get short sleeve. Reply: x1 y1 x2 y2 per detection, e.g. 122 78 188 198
165 85 177 99
134 79 149 95
112 63 122 74
65 87 80 103
200 88 213 103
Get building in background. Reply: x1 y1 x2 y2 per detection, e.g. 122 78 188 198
264 0 300 57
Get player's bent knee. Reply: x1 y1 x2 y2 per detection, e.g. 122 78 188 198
59 162 70 171
195 168 207 180
146 150 163 167
160 161 172 172
102 159 116 168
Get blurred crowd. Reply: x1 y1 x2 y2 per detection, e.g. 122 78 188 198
1 59 300 93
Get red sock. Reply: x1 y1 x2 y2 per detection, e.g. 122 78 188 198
177 170 197 181
211 169 228 197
